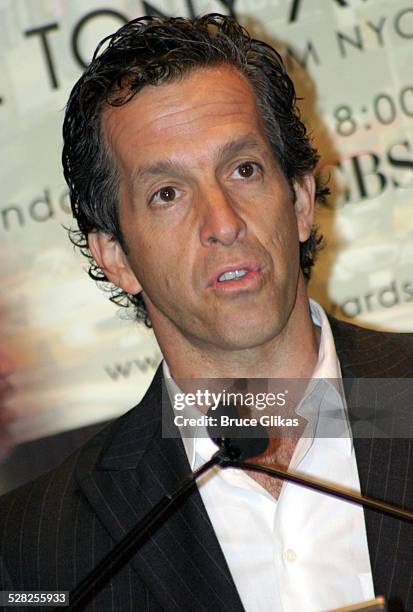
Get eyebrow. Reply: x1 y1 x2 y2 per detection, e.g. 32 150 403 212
131 134 266 186
217 135 264 164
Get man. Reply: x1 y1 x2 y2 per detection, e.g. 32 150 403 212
0 14 412 612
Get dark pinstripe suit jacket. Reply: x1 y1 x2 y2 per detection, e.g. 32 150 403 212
0 318 412 612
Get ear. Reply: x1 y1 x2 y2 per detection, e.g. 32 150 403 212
293 174 316 242
88 232 142 295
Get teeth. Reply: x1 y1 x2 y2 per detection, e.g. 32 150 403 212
218 269 248 282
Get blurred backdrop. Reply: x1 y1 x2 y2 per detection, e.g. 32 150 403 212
1 0 412 490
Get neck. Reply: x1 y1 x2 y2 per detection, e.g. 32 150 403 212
152 288 320 381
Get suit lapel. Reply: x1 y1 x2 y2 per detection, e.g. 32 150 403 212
75 365 244 611
330 318 413 605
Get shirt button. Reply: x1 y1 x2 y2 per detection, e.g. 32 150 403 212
283 548 297 563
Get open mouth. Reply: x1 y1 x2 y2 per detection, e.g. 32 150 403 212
208 262 262 293
217 269 248 282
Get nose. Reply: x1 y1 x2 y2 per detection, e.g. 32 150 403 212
199 184 246 247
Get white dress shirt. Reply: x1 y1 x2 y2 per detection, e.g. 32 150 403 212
163 300 375 612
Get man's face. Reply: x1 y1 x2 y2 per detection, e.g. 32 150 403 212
98 66 314 352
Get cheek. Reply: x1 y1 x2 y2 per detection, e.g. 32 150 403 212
260 204 299 251
121 230 152 288
135 240 180 298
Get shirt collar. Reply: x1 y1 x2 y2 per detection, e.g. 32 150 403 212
308 299 341 379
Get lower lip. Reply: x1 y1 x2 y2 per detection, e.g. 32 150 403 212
211 269 263 295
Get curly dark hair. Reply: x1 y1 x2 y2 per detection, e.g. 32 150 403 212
62 13 328 326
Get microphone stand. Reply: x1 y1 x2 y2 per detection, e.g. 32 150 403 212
65 447 227 611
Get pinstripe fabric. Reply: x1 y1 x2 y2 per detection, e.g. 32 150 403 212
0 367 243 611
0 318 412 611
329 318 413 612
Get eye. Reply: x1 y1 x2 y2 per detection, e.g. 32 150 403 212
232 162 261 179
150 186 181 205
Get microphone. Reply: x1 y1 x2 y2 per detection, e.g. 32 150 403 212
64 425 265 611
206 400 269 460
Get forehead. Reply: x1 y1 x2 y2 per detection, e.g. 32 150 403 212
102 66 270 172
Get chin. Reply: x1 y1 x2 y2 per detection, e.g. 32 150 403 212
213 320 281 351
